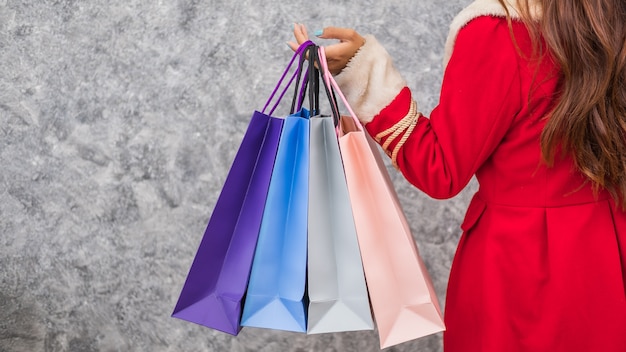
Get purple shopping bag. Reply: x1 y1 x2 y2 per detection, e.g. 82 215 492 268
172 40 315 335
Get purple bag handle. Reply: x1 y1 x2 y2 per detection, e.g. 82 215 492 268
291 45 319 114
262 40 314 115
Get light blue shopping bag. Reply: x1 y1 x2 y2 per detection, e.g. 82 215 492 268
240 107 311 333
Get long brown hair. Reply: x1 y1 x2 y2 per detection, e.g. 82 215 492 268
503 0 626 207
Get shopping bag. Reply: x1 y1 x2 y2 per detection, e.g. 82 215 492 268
171 40 315 335
305 47 373 334
240 108 311 333
318 46 445 348
240 45 318 333
307 114 374 334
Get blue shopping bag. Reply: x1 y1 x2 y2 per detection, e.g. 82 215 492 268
240 107 311 333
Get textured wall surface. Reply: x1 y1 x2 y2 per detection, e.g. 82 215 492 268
0 0 476 351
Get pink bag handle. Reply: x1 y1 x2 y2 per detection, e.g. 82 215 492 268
317 46 364 135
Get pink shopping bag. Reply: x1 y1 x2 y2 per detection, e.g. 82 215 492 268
319 46 445 349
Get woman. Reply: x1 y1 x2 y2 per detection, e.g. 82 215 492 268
290 0 626 351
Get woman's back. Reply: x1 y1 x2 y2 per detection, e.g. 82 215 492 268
469 18 607 207
442 16 626 352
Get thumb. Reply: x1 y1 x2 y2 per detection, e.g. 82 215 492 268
316 26 362 43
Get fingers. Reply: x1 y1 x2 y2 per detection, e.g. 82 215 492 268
287 41 299 51
288 24 365 74
298 24 309 40
293 23 309 44
288 23 311 52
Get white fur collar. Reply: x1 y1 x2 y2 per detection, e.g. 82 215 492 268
443 0 540 68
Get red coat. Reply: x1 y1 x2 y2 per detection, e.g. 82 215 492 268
335 4 626 352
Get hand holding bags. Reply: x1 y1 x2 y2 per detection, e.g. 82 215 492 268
318 46 445 348
171 40 314 335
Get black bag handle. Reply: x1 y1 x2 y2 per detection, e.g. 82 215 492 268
290 44 320 115
312 46 340 126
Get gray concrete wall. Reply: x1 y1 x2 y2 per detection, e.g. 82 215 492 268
0 0 475 351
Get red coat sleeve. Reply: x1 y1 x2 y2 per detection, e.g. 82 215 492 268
365 16 523 199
